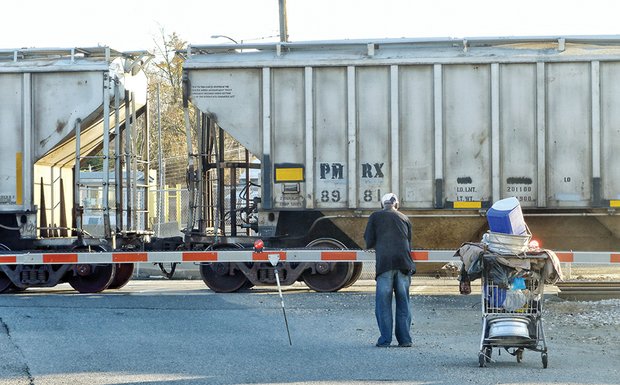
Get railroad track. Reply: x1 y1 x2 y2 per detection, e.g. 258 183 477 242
556 281 620 300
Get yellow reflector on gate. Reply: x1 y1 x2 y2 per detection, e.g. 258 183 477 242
611 200 620 208
275 167 304 182
454 201 482 209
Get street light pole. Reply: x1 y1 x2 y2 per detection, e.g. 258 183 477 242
210 35 239 44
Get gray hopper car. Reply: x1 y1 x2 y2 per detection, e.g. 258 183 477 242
0 47 150 293
180 36 620 291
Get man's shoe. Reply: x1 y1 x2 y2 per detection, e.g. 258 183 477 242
375 342 391 347
398 342 412 347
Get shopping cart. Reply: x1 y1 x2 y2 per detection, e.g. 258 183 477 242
478 252 548 368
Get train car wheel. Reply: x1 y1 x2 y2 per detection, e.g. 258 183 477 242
302 262 353 292
107 264 135 290
0 245 16 293
68 264 116 293
303 239 355 292
0 272 12 293
342 262 363 289
200 263 249 293
308 238 364 288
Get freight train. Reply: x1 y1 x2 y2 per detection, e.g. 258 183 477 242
3 36 620 293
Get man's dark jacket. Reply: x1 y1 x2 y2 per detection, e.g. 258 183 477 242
364 207 416 278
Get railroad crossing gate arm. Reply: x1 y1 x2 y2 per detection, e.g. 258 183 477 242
0 250 618 265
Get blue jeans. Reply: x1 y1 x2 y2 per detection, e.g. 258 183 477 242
375 270 412 346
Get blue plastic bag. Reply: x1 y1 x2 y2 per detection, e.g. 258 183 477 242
484 284 506 307
512 277 526 290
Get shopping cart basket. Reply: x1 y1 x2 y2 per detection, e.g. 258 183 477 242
478 252 548 368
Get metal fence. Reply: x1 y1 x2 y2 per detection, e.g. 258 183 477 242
151 184 189 237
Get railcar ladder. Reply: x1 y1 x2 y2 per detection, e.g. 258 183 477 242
73 75 150 242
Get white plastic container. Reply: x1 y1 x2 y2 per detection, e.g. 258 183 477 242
483 231 531 254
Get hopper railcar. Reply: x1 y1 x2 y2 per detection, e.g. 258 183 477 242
179 36 620 292
0 47 151 293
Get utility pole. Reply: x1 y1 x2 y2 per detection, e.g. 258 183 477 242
157 83 163 237
278 0 288 42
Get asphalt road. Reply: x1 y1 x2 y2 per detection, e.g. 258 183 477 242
0 279 617 385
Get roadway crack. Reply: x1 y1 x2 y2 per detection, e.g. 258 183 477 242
0 317 35 385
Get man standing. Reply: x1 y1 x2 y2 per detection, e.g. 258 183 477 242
364 193 416 347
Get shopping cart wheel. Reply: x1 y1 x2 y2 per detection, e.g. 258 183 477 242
516 348 524 363
542 352 548 368
485 346 492 363
478 352 486 367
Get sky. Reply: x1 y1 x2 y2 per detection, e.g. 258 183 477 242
2 0 620 52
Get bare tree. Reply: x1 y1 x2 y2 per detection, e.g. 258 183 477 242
147 29 192 185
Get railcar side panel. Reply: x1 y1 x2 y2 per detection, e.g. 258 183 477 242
600 62 620 202
0 74 22 210
33 72 104 159
271 68 306 209
499 64 538 207
545 62 592 207
313 67 349 209
187 69 261 155
399 65 434 208
443 64 492 205
356 66 391 208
